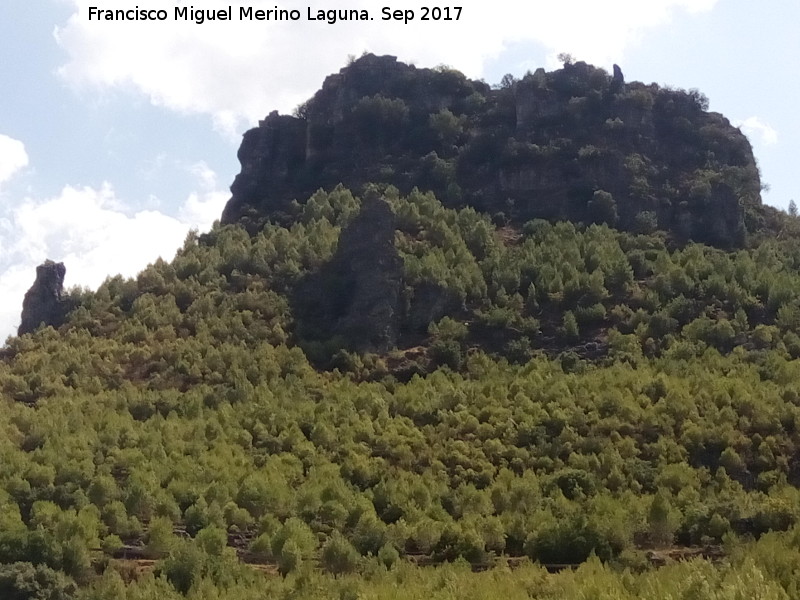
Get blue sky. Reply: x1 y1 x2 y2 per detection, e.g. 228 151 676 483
0 0 797 339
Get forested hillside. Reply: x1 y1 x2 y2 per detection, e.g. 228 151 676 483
4 186 800 598
3 58 800 599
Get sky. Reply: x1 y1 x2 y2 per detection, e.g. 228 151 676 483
0 0 798 340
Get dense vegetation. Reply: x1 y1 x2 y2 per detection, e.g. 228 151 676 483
4 184 800 597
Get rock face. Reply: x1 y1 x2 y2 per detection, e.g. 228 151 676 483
226 110 308 228
18 261 70 335
222 53 763 248
612 64 624 84
294 193 404 353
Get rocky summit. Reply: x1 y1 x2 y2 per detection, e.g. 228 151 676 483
222 53 763 248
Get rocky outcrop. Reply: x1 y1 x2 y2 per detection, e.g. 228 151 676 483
222 54 763 248
294 193 404 354
612 64 624 84
224 111 308 229
18 261 70 335
331 195 404 352
222 54 485 227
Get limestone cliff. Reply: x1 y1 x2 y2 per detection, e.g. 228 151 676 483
222 54 763 248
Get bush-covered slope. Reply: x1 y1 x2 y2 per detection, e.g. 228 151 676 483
3 187 800 597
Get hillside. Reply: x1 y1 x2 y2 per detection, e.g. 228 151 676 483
3 58 800 599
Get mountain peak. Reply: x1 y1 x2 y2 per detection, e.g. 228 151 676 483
222 54 762 248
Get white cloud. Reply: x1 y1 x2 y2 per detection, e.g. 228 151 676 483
0 134 29 189
187 161 219 191
179 190 228 229
55 0 719 128
735 116 778 147
178 161 228 226
0 166 228 341
8 184 188 272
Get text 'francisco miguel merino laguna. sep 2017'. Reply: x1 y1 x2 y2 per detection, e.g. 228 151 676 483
87 6 463 25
